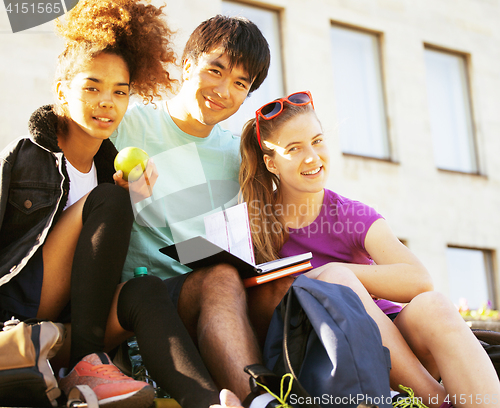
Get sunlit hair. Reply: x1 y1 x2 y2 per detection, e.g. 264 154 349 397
54 0 177 129
239 102 316 264
182 14 270 94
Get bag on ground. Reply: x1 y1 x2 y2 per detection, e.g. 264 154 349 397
473 329 500 379
263 275 392 408
0 318 66 407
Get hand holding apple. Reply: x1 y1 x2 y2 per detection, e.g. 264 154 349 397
114 147 149 182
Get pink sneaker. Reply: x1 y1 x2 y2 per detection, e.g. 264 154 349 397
58 352 154 408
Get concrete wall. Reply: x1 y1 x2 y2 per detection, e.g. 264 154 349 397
1 0 499 302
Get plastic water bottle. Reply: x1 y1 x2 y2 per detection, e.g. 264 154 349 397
127 336 148 383
127 267 170 399
127 267 150 383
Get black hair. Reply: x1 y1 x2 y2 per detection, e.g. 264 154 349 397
182 14 270 93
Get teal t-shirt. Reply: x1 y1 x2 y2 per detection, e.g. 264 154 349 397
112 101 241 281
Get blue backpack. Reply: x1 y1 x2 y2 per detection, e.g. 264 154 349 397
262 275 392 408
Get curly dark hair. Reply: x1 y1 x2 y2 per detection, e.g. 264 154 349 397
54 0 177 107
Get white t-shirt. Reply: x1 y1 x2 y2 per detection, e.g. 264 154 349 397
64 159 98 210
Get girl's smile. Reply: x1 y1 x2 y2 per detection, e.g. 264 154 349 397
57 53 130 142
301 166 323 176
263 110 329 197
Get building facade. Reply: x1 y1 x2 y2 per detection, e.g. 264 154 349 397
1 0 499 308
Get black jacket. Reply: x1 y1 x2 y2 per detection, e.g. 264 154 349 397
0 105 117 286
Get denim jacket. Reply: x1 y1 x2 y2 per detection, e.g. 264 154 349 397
0 105 118 287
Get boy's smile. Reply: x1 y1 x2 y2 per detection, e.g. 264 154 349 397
179 49 253 136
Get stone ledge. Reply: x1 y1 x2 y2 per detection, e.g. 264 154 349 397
465 319 500 332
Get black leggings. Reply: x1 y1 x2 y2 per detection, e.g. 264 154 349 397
69 183 133 369
117 275 219 408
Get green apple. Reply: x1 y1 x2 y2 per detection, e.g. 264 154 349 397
114 147 149 182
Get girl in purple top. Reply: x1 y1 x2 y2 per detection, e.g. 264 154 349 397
280 188 401 316
239 91 500 408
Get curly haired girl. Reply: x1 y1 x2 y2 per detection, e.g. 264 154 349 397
0 1 228 407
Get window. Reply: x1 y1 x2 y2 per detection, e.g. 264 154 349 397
221 1 285 135
424 48 478 173
446 247 495 310
330 24 390 159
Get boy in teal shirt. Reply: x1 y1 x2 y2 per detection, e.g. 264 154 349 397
113 14 271 403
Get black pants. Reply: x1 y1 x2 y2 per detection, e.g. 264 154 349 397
117 275 219 408
69 183 134 368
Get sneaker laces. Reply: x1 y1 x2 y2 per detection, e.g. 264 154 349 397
255 373 294 408
90 364 129 380
393 385 429 408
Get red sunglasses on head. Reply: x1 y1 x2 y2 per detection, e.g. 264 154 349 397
255 91 314 150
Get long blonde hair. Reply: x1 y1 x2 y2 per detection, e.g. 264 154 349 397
239 103 315 264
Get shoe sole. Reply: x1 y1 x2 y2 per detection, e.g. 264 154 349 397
99 385 155 408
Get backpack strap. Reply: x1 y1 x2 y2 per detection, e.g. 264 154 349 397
281 288 322 408
245 364 282 394
244 364 308 408
243 364 280 407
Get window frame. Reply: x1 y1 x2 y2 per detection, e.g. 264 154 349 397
446 245 497 310
423 44 480 175
330 21 393 161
